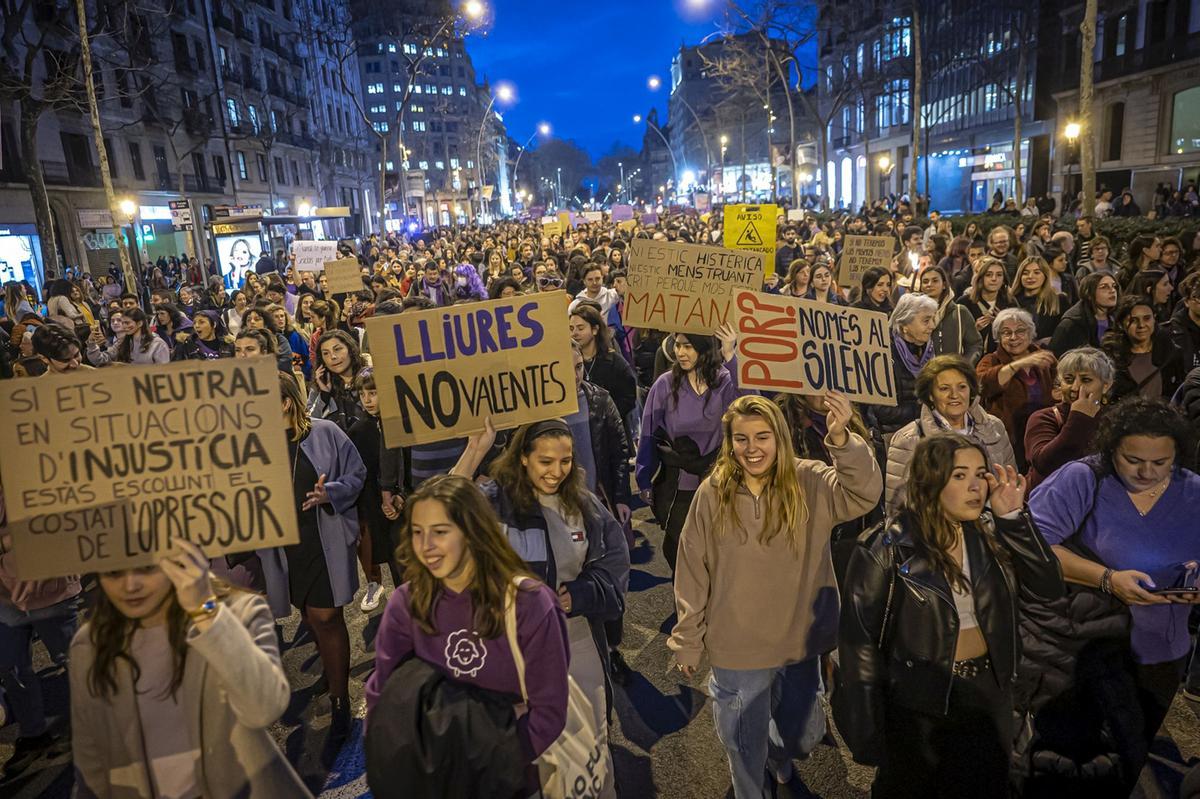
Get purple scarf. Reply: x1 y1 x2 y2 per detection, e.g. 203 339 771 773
894 336 934 378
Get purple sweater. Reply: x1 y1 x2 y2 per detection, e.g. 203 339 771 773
1029 460 1200 664
636 359 752 492
365 581 570 759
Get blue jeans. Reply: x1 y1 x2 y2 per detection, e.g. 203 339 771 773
0 596 80 738
709 657 822 799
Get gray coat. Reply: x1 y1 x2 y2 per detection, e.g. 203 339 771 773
69 592 311 799
258 417 367 616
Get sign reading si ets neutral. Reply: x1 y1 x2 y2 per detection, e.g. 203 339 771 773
734 291 897 406
365 292 578 447
0 359 298 579
623 238 765 335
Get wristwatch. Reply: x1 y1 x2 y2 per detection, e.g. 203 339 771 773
187 595 219 622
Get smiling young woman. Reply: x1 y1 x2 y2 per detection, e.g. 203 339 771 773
668 394 881 795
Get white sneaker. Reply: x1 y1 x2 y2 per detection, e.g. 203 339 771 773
359 581 384 612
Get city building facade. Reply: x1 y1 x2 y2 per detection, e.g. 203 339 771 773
0 0 374 293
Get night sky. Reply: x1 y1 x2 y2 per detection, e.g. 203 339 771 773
468 0 725 160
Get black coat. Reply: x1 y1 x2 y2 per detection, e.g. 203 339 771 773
872 338 924 435
365 657 527 799
1108 331 1188 402
833 510 1064 766
580 380 631 510
583 348 638 424
1049 300 1102 357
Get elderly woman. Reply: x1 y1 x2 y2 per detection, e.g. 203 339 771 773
1025 398 1200 793
975 308 1058 469
884 355 1017 514
875 293 938 436
1024 347 1114 491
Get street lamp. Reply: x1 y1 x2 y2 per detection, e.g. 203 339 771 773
647 75 661 90
633 113 679 194
556 167 563 208
1063 121 1081 199
118 198 137 217
648 73 712 184
877 154 892 172
512 121 551 205
475 81 515 221
463 0 484 19
1064 121 1081 141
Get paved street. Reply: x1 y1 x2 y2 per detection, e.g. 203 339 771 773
4 506 1200 798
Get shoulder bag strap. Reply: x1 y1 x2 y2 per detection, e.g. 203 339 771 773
504 576 530 702
877 541 900 650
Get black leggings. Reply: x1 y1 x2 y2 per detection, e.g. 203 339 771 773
661 488 696 574
874 659 1011 799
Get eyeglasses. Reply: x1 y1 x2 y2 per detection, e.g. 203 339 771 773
538 277 563 288
998 328 1030 339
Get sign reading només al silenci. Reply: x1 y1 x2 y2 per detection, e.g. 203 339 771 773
364 292 578 447
0 358 298 579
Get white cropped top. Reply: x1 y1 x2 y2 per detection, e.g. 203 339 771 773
951 546 979 631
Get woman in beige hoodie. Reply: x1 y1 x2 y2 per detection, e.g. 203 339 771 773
668 394 882 797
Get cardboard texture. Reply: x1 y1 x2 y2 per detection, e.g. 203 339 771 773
733 290 897 406
365 292 579 447
324 257 365 294
0 358 299 579
839 235 895 288
622 238 765 335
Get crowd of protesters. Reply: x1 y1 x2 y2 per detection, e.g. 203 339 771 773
0 193 1198 798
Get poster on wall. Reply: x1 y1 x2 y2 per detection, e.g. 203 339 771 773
213 225 265 289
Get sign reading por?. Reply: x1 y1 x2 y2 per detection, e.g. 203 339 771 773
364 292 578 447
733 291 897 406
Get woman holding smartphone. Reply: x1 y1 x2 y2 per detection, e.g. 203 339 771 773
1027 396 1200 790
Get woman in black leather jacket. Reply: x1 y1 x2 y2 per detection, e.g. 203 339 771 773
834 432 1064 798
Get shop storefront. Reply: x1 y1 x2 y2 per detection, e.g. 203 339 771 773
0 224 46 299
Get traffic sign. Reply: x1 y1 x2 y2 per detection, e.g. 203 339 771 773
169 200 194 231
724 203 778 275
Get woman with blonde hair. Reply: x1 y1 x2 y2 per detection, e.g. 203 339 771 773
668 393 882 796
1010 257 1066 342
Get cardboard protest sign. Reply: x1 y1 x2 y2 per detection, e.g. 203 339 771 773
581 211 603 223
838 235 895 288
733 291 897 406
292 241 338 272
724 204 778 273
558 211 573 232
623 238 765 335
641 212 659 225
0 359 298 579
542 216 563 237
324 257 365 294
611 204 634 222
786 209 804 222
364 292 579 447
617 219 637 233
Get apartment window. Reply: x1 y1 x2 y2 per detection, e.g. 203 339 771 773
306 162 314 185
213 154 226 184
104 138 118 179
404 43 417 55
412 84 421 94
434 160 444 170
237 151 248 179
270 110 278 132
366 62 380 73
248 105 259 133
411 103 423 113
367 83 383 94
218 46 229 69
1171 87 1200 153
1114 14 1127 57
372 121 389 133
856 43 864 75
393 83 404 93
291 159 300 186
458 86 466 96
396 101 404 111
388 43 396 52
385 160 394 170
1105 102 1125 161
412 120 426 131
466 159 474 169
418 160 428 170
274 156 286 184
129 142 145 180
256 152 267 181
449 157 459 168
226 98 239 127
841 106 852 135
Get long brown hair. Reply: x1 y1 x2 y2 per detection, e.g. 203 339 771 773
399 475 536 639
117 308 153 361
87 574 240 700
709 396 808 549
489 421 589 520
1012 256 1061 317
902 433 1009 591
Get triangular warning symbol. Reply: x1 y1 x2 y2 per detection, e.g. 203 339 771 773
736 222 764 247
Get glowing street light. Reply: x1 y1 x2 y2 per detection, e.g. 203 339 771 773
118 198 136 217
877 154 892 172
463 0 484 19
297 202 312 217
633 114 642 124
647 75 661 90
538 122 551 136
476 80 516 219
1064 121 1081 142
495 82 514 103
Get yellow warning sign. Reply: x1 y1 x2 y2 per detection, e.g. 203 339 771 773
724 204 778 275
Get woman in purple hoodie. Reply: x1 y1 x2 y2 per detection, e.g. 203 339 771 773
637 323 750 573
366 474 570 766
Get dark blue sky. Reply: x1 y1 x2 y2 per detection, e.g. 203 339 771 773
468 0 726 160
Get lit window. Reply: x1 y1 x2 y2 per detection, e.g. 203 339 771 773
435 160 444 169
226 98 239 126
388 43 396 52
367 83 383 94
419 160 429 170
449 157 459 168
385 160 394 170
458 86 466 96
373 121 389 132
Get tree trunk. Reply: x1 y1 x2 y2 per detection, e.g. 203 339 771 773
379 134 388 234
862 105 873 208
1079 0 1097 216
20 103 60 282
910 0 922 207
75 0 134 287
815 119 829 211
1012 41 1027 205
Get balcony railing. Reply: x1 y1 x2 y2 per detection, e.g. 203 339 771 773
184 174 226 194
41 160 101 187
